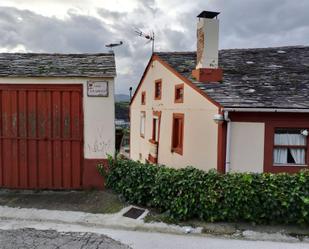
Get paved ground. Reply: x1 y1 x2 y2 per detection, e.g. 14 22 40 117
0 219 308 249
0 194 308 249
0 228 130 249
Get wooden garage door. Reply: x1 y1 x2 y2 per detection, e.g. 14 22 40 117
0 84 83 189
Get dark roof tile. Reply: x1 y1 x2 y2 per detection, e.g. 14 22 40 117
0 53 116 77
156 46 309 108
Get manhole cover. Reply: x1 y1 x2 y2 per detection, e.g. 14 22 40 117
123 207 145 219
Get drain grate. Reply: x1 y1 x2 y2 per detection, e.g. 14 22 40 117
123 207 145 219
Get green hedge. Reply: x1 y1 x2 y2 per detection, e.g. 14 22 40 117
104 157 309 224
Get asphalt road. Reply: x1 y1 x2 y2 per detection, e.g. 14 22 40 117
1 222 309 249
0 228 130 249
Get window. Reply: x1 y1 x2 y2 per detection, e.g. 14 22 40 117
140 111 146 138
174 84 184 103
273 128 307 166
152 117 159 142
154 80 162 100
150 112 161 144
171 113 184 155
141 91 146 105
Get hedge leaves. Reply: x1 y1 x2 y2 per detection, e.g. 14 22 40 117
105 157 309 224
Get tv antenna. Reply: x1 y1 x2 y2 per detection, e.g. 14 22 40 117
135 28 155 53
105 41 123 53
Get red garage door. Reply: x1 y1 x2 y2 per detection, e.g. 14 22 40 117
0 84 83 189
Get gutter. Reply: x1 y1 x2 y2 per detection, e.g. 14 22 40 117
223 108 309 113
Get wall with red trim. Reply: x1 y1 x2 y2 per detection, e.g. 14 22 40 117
130 58 220 171
229 112 309 173
83 159 106 189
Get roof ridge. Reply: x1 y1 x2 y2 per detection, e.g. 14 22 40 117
155 51 195 54
154 45 309 54
0 52 114 56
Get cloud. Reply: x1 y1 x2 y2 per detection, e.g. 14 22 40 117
0 0 309 94
212 0 309 48
0 7 114 53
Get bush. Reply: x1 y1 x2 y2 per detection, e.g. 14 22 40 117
105 157 309 224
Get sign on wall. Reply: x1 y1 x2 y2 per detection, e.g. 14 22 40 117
87 81 109 97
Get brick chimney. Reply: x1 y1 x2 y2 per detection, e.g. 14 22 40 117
192 11 223 82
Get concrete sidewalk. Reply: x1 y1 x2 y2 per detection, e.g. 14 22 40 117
0 205 201 235
0 205 308 244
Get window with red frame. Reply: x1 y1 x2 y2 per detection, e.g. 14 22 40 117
141 91 146 105
273 128 308 166
171 113 184 155
152 117 159 142
154 80 162 100
174 84 184 103
140 111 146 138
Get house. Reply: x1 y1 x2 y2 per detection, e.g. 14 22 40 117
130 11 309 174
0 53 116 189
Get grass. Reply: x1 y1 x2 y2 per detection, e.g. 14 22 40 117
143 211 177 224
90 190 126 214
143 209 309 237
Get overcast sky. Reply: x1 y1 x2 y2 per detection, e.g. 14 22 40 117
1 0 309 94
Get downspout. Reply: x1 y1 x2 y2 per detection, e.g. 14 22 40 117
223 108 309 113
224 111 231 173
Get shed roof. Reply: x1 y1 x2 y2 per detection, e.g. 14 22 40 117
156 46 309 109
0 53 116 78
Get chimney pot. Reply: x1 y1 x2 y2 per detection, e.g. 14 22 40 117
197 11 220 19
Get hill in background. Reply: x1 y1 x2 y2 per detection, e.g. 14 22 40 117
115 101 129 121
115 94 130 102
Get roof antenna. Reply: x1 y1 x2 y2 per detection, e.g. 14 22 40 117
134 28 155 53
105 41 123 53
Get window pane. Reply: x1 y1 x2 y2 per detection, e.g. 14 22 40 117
173 118 180 148
274 148 306 165
140 113 145 136
155 119 159 141
152 118 158 141
176 87 183 100
179 88 183 98
155 82 161 98
274 130 306 146
289 148 305 164
141 92 146 104
274 148 287 164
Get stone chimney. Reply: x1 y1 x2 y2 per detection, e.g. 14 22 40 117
192 11 223 82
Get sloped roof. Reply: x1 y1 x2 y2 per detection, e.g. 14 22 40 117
156 46 309 108
0 53 116 78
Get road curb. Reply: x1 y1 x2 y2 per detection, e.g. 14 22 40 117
0 205 308 243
